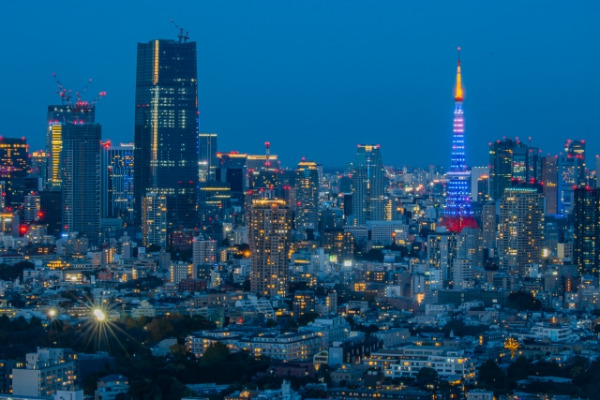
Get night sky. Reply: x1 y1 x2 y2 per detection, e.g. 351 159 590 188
1 1 599 169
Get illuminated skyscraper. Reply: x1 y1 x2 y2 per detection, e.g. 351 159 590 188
134 38 198 228
249 199 291 297
295 160 319 231
497 187 545 276
488 138 541 201
351 144 385 224
47 104 95 190
0 137 30 207
441 48 477 233
61 103 102 244
141 192 167 249
558 139 586 216
573 187 600 276
102 143 134 220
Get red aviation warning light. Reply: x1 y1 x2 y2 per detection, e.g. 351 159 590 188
19 225 28 236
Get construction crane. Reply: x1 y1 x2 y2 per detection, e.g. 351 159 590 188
52 72 72 104
75 78 93 104
170 18 189 43
51 73 106 109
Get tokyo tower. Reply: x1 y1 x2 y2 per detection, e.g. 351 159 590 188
441 47 478 233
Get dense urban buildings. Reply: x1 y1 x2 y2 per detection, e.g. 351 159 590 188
0 33 598 400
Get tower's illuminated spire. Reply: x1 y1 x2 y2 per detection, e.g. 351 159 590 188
454 47 463 102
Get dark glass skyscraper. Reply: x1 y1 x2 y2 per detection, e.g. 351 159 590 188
295 160 319 231
134 39 198 228
351 145 385 225
61 103 102 245
573 187 599 276
198 133 217 183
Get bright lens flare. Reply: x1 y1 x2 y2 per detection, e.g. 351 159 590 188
48 309 57 318
93 308 106 322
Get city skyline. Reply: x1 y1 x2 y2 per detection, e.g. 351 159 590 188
2 1 600 168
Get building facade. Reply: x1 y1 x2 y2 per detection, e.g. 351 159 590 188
295 160 319 231
134 39 199 228
249 199 292 297
61 105 102 244
351 145 385 225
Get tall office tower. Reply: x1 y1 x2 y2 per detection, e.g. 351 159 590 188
61 106 102 244
470 166 489 202
573 187 600 276
295 160 319 231
527 145 543 184
489 139 516 200
488 138 541 200
134 38 198 229
497 187 545 276
542 155 558 215
441 48 478 233
216 152 248 205
351 144 385 224
102 143 134 220
30 150 48 186
0 137 30 207
249 199 291 297
141 192 167 249
558 139 586 216
47 104 96 190
199 133 217 183
480 202 496 249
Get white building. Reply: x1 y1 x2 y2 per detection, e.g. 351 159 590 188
366 346 475 381
12 348 76 398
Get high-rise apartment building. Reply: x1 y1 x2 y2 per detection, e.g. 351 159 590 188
573 187 599 276
134 39 198 228
351 145 385 225
558 139 586 216
141 192 167 249
249 199 291 297
542 155 558 215
497 187 545 276
295 160 319 231
199 133 218 183
102 143 134 220
61 104 102 245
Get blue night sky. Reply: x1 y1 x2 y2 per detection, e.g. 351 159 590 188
1 1 599 169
